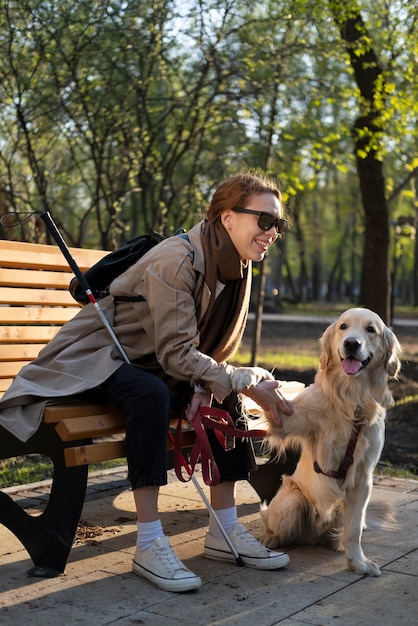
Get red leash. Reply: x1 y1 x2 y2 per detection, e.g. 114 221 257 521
174 406 267 486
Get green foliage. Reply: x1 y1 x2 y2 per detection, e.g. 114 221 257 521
0 0 416 307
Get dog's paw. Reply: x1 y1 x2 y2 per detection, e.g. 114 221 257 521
347 556 381 577
231 367 274 392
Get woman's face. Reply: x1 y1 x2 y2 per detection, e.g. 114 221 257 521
221 192 283 261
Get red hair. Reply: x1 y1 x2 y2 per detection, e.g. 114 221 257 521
206 172 283 221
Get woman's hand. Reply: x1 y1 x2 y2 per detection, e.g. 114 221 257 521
185 390 213 423
240 379 293 428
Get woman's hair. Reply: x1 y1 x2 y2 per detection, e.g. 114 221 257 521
205 171 284 222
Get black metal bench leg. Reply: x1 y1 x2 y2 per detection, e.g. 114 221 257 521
0 423 88 577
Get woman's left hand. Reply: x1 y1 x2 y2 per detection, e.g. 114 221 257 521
185 390 213 422
241 379 293 428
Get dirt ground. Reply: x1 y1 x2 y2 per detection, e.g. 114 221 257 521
243 320 418 476
377 355 418 474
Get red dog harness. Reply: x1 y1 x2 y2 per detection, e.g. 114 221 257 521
313 423 362 480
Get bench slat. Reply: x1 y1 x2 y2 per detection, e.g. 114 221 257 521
0 243 108 271
0 327 60 343
0 286 79 306
63 430 196 467
55 414 126 441
0 379 14 394
0 361 33 378
0 307 79 324
64 441 126 466
0 344 46 361
0 267 74 288
43 402 120 422
0 239 104 255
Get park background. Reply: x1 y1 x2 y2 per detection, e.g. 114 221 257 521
0 1 417 484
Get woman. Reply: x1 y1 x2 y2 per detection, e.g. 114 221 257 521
0 171 292 592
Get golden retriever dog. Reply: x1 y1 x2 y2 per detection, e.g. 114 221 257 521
232 308 402 577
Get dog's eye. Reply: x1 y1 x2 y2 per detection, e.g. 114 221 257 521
366 325 376 333
339 323 347 330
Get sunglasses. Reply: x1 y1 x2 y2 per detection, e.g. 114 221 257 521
232 207 287 234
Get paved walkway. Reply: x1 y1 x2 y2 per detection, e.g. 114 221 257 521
0 468 417 626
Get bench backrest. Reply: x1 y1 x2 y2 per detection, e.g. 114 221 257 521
0 239 108 399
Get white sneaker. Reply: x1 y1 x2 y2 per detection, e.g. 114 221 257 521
204 523 290 570
132 536 201 592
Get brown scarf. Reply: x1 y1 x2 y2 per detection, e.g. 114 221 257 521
198 219 251 363
133 219 251 405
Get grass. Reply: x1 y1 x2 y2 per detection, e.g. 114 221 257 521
0 455 125 489
0 455 54 488
279 301 348 316
232 349 318 370
394 393 418 406
376 464 417 480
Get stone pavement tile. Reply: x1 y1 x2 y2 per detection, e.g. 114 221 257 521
384 550 418 576
288 569 416 626
0 473 416 626
264 622 312 626
0 569 166 625
370 480 418 511
114 567 348 626
0 546 320 626
1 525 26 558
366 505 418 562
0 565 349 626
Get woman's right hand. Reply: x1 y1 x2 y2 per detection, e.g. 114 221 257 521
184 390 213 423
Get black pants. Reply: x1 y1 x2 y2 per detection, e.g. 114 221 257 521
84 363 256 489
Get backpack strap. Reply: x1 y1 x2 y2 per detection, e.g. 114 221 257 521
113 294 146 302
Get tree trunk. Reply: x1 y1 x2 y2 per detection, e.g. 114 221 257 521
357 150 391 322
251 262 267 366
333 7 391 324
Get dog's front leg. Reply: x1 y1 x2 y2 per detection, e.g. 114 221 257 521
342 475 381 576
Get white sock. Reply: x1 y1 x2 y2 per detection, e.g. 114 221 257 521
136 520 164 551
208 506 238 538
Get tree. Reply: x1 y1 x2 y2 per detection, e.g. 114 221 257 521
0 0 254 246
329 5 390 322
329 1 418 323
0 0 417 323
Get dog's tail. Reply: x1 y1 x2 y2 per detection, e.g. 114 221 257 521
365 499 399 531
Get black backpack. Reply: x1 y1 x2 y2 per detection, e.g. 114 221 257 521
69 231 167 304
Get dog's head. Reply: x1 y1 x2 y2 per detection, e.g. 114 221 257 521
319 308 402 380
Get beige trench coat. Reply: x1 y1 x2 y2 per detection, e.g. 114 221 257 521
0 222 248 442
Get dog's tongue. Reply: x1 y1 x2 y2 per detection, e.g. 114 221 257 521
341 358 363 375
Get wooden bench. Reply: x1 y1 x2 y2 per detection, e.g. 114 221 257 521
0 239 197 577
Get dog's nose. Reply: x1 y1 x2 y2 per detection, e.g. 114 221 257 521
343 337 361 354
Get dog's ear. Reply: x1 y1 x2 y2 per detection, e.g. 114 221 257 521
383 326 402 378
319 321 336 369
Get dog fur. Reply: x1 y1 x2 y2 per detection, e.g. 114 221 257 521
232 307 402 577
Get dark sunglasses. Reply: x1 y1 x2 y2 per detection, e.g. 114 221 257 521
232 207 287 234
